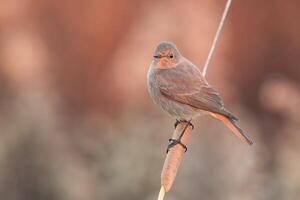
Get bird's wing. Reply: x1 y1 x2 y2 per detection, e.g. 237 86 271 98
157 62 230 116
157 61 251 144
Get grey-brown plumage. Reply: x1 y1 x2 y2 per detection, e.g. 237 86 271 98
147 41 253 145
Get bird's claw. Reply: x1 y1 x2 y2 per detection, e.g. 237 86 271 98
166 138 187 153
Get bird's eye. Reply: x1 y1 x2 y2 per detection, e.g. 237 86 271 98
169 54 174 59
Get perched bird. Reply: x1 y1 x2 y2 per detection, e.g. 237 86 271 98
147 41 253 152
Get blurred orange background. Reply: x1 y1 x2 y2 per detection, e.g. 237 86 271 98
0 0 300 199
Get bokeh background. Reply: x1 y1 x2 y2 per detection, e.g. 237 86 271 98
1 0 300 199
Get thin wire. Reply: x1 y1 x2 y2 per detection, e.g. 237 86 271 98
202 0 233 77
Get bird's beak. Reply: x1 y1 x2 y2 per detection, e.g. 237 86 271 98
153 55 161 59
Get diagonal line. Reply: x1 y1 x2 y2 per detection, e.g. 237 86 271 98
202 0 233 77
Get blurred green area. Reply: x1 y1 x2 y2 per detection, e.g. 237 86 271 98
0 0 300 199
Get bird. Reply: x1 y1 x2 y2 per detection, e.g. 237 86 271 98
147 41 253 152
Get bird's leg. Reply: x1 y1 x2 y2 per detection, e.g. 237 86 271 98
174 119 180 129
167 120 193 153
174 119 194 129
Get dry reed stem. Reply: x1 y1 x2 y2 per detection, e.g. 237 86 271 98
160 122 193 196
157 186 165 200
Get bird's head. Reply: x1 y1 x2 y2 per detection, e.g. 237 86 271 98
153 41 181 69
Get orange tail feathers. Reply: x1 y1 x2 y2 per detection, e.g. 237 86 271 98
210 112 253 145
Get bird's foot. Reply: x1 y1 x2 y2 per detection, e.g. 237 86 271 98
166 138 187 153
174 119 194 129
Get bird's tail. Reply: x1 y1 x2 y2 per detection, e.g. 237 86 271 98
210 112 253 145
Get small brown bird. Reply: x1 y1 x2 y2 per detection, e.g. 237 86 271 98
147 41 253 152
